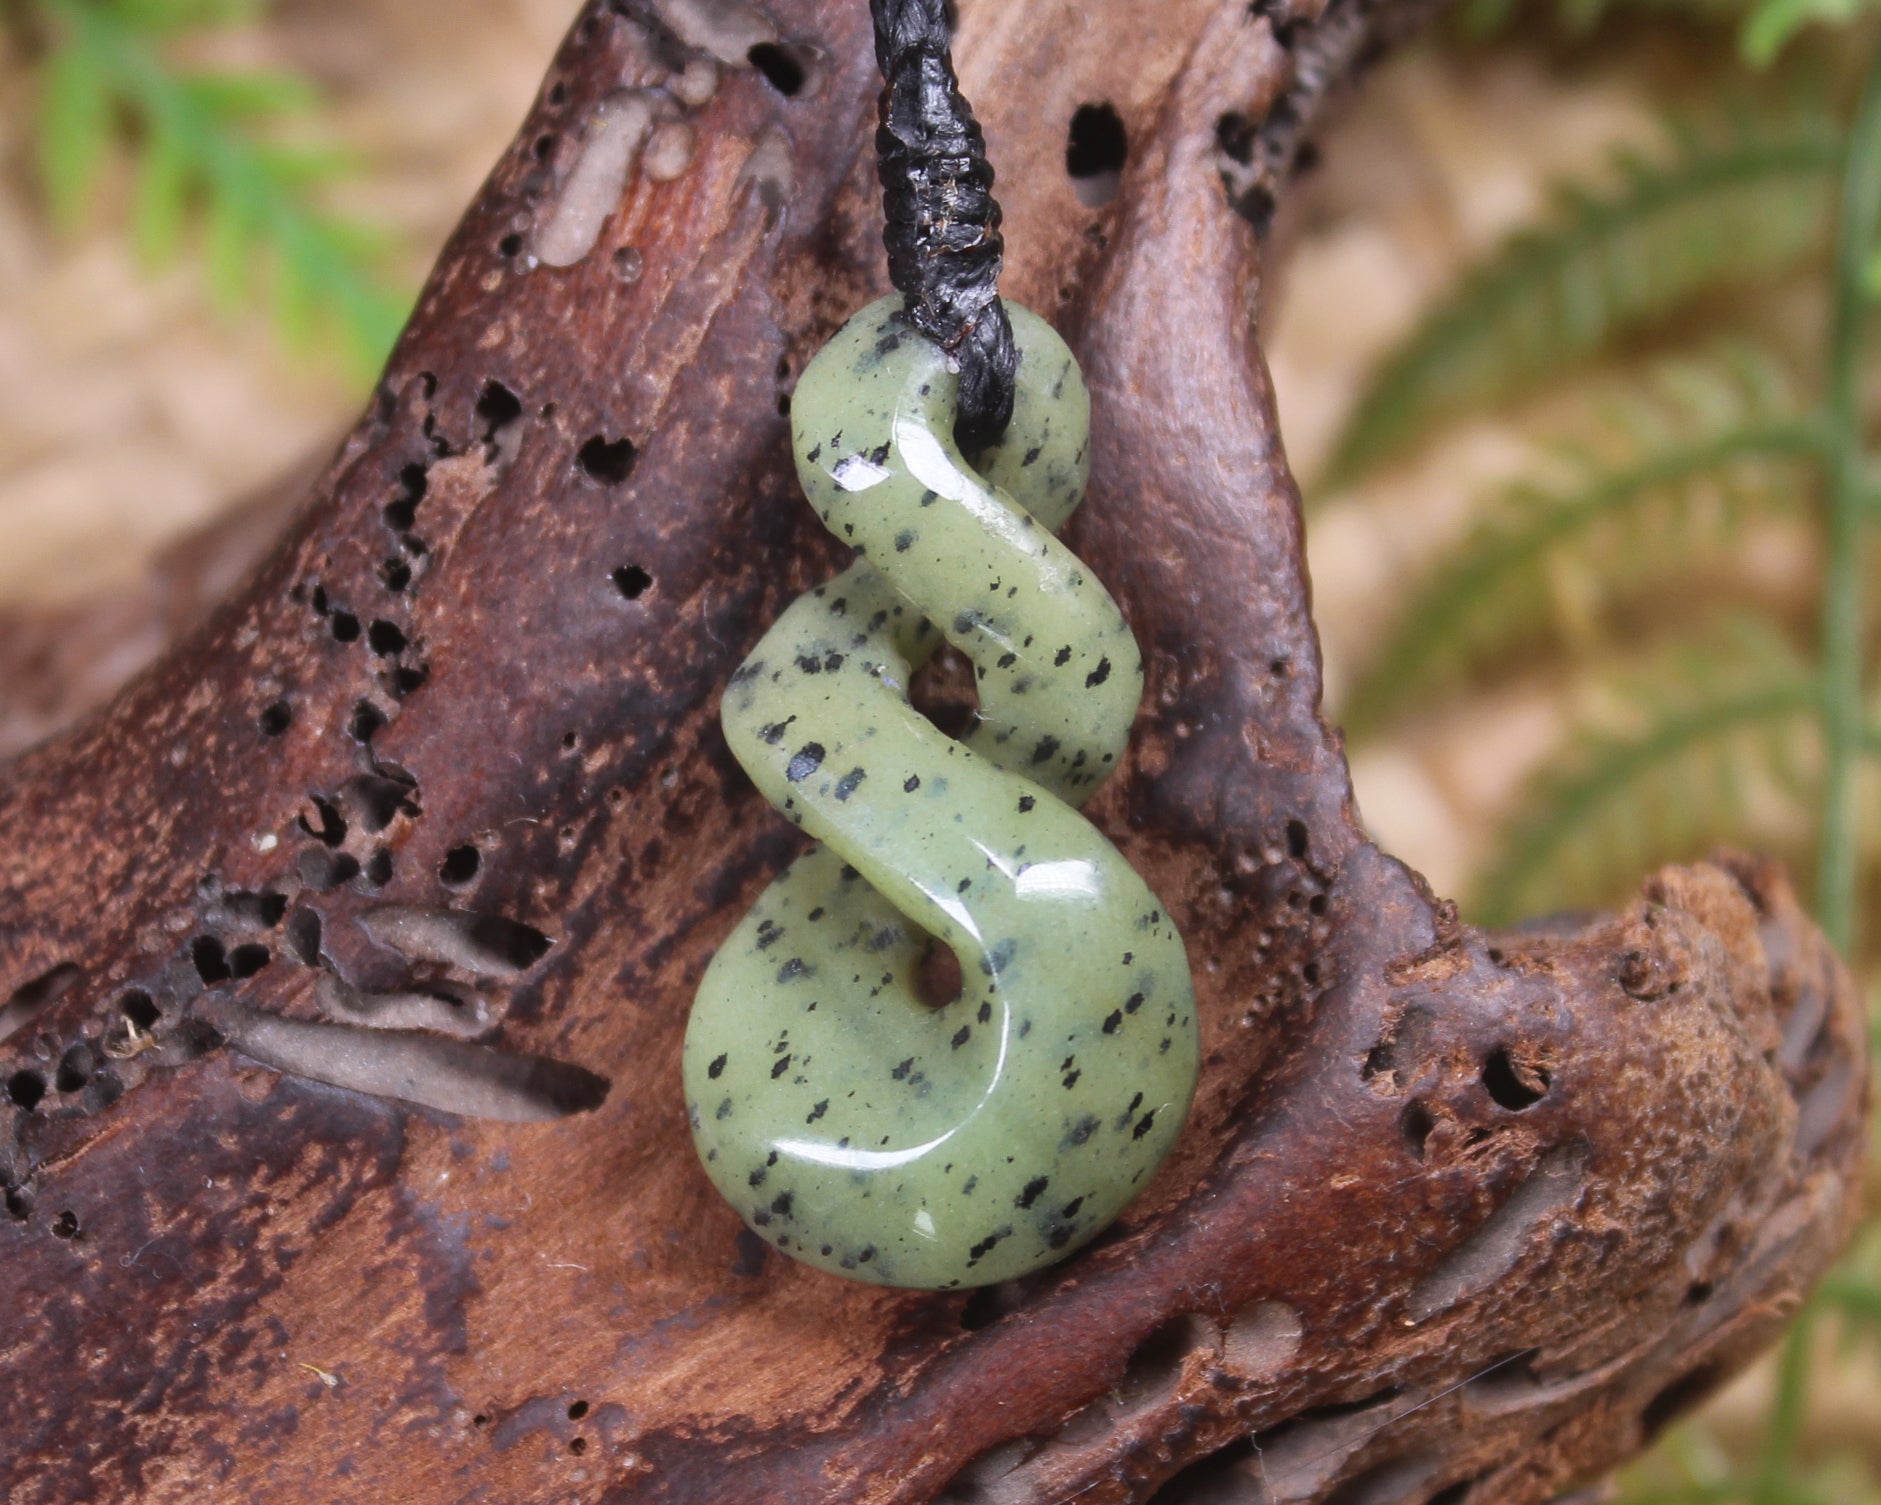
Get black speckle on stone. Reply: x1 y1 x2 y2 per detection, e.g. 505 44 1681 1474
775 957 808 983
760 721 789 745
1062 1069 1082 1089
716 1097 733 1119
1065 1114 1099 1147
1016 1176 1049 1209
951 1026 971 1049
786 744 826 782
1031 736 1061 766
894 530 915 552
977 1001 992 1024
708 1053 727 1079
891 1057 915 1081
833 768 866 801
748 1165 769 1188
979 939 1017 978
806 1099 828 1123
1133 1108 1160 1140
1125 991 1145 1014
1062 1196 1085 1218
967 1226 1011 1263
1017 795 1035 813
795 653 822 674
904 774 921 792
770 1191 794 1218
1085 656 1112 688
1102 1010 1123 1034
1054 645 1073 666
771 1055 793 1079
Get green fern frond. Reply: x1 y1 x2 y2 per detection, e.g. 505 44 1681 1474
34 38 114 234
1471 624 1822 926
1324 122 1841 489
1461 0 1753 40
28 0 407 377
1342 350 1825 735
107 0 266 35
1742 0 1881 62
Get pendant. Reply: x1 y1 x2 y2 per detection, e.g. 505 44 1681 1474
683 297 1198 1289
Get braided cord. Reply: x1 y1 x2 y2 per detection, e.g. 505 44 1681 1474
870 0 1017 450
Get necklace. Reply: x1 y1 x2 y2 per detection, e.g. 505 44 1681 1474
682 0 1198 1289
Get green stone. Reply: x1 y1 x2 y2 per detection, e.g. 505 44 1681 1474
683 297 1199 1289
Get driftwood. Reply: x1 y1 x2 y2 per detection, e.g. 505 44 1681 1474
0 2 1866 1502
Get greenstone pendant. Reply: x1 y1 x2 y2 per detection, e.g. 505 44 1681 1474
683 297 1199 1289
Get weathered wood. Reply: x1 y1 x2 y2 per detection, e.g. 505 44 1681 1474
0 2 1865 1502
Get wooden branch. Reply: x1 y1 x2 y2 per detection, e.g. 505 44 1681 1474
0 2 1864 1503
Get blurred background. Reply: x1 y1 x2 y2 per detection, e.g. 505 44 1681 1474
0 0 1875 1499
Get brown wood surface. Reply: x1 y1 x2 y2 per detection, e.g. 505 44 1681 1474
0 2 1866 1502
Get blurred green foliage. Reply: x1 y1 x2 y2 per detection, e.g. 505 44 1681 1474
10 0 409 381
1329 0 1881 1494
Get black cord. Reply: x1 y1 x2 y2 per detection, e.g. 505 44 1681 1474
870 0 1017 451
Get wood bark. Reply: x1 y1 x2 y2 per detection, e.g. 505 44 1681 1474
0 2 1866 1502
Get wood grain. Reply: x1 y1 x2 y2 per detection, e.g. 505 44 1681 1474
0 2 1864 1501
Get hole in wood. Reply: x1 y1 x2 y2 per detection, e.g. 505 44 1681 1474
1065 101 1126 207
1482 1046 1549 1111
577 435 637 485
612 564 652 600
0 963 82 1044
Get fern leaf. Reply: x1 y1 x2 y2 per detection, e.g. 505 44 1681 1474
34 40 113 234
30 0 407 378
1470 625 1821 926
203 192 253 313
1741 0 1881 62
131 132 188 265
1325 124 1841 488
179 69 322 118
106 0 265 33
1341 351 1825 735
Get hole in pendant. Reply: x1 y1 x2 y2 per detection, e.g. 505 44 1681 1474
910 644 979 740
917 939 964 1008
